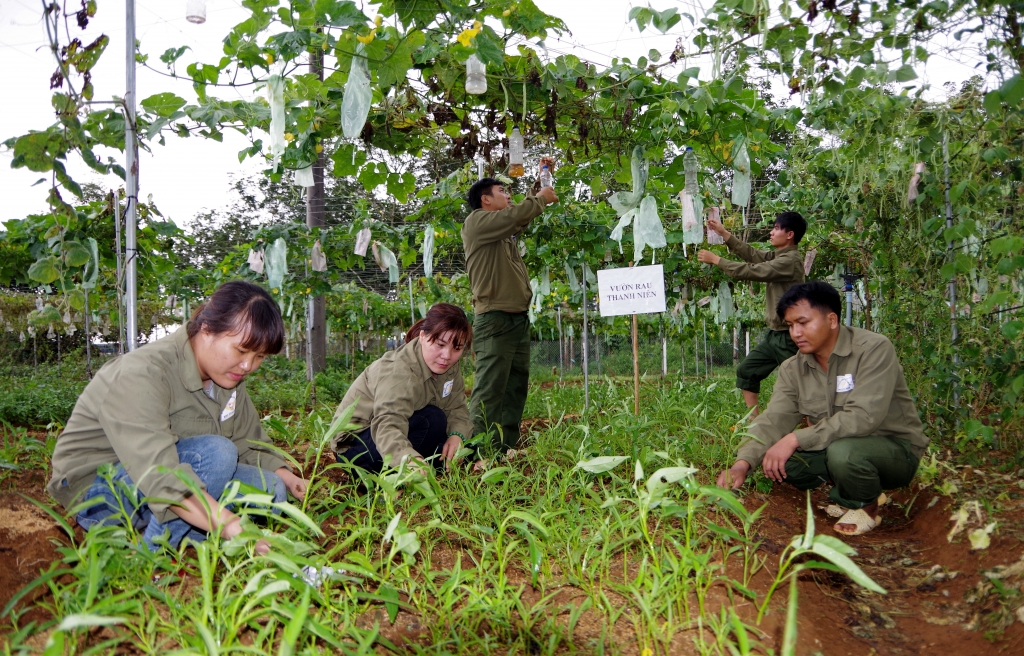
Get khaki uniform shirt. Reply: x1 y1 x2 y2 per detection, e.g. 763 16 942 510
462 192 547 315
716 236 804 331
48 328 288 523
737 326 929 468
333 337 472 464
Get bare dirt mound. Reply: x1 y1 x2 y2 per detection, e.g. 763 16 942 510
748 479 1024 655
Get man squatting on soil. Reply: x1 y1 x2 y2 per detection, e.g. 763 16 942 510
698 212 806 415
461 160 558 459
717 281 930 536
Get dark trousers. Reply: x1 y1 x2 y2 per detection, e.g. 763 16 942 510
337 405 448 473
784 436 920 508
469 310 531 454
736 329 798 393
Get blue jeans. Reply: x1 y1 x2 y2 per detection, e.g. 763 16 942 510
76 434 286 551
337 405 448 473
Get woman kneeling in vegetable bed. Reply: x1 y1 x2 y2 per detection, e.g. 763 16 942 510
333 303 472 474
48 281 307 553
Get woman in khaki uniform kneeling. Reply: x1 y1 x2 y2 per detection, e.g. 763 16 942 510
48 281 307 553
333 303 473 473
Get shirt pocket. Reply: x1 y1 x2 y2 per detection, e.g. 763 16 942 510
797 397 829 424
169 410 218 439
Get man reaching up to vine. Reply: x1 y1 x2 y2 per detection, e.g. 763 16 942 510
462 160 558 463
717 281 928 535
698 212 806 415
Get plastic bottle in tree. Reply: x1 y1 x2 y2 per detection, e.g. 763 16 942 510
509 126 525 177
465 54 487 95
539 163 553 189
684 147 698 195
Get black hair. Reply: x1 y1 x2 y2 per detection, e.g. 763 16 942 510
774 211 807 244
406 303 472 350
776 281 842 322
468 177 503 210
187 281 285 355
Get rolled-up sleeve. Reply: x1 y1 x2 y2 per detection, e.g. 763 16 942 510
368 361 422 465
718 245 802 283
737 363 803 468
96 359 203 523
234 390 289 473
792 343 898 452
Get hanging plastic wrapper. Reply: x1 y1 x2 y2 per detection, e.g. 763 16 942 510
265 238 287 291
266 63 286 172
633 196 666 264
803 248 817 276
907 162 925 205
565 263 580 293
706 206 725 245
185 0 206 23
607 146 649 255
294 165 314 188
341 44 371 164
372 242 399 283
680 191 702 255
529 278 540 324
584 264 596 286
311 240 327 272
731 142 751 216
540 267 551 297
354 227 371 256
717 281 733 323
422 225 435 278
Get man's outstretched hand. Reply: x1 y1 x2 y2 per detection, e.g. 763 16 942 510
697 249 720 265
538 186 558 205
717 460 751 489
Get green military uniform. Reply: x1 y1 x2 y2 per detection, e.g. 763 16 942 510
737 326 928 508
716 235 804 393
461 191 548 452
48 328 288 524
332 336 472 464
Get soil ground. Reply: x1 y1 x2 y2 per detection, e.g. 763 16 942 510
2 443 1023 654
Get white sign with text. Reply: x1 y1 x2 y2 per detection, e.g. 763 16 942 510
597 265 666 317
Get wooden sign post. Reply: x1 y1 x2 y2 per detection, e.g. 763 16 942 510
596 264 667 415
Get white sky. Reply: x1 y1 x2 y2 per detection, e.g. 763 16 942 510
0 0 984 229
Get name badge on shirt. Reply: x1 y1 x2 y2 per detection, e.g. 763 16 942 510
443 380 454 398
220 390 237 421
836 374 855 394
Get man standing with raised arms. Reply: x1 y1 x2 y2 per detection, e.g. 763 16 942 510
462 160 557 458
698 211 806 414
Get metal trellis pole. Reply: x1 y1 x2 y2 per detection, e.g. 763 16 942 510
124 0 138 351
581 265 590 412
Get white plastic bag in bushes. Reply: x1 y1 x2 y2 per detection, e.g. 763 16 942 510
266 63 286 171
294 165 314 187
247 248 265 274
634 196 666 264
265 238 287 291
311 239 327 272
372 242 399 283
354 227 371 256
681 191 702 246
706 206 725 245
422 225 435 278
342 45 371 140
731 142 751 209
718 281 733 323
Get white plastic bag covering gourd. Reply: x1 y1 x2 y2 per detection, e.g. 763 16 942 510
584 265 596 285
540 267 551 297
294 165 314 187
372 242 399 283
311 239 327 272
633 196 666 264
607 146 650 254
706 206 725 245
803 248 817 276
422 225 435 278
717 281 733 323
565 263 580 293
907 162 925 205
681 191 702 246
355 228 371 256
731 142 751 209
265 238 287 290
248 248 265 274
529 278 540 324
609 210 636 254
266 63 286 171
342 44 371 140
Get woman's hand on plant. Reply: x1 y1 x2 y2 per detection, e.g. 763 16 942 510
276 467 308 499
717 460 750 489
441 434 462 469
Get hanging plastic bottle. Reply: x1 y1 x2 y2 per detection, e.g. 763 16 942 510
539 163 553 189
185 0 206 24
509 126 525 178
465 54 487 95
683 147 698 195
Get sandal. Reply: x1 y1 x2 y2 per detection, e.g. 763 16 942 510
826 492 887 519
834 508 880 536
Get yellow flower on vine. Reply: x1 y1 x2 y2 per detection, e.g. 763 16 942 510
357 28 376 44
315 144 323 153
284 132 295 142
374 15 383 27
264 53 275 65
503 9 512 16
457 20 482 47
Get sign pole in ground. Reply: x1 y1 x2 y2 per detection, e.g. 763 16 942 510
581 264 590 413
596 262 665 416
